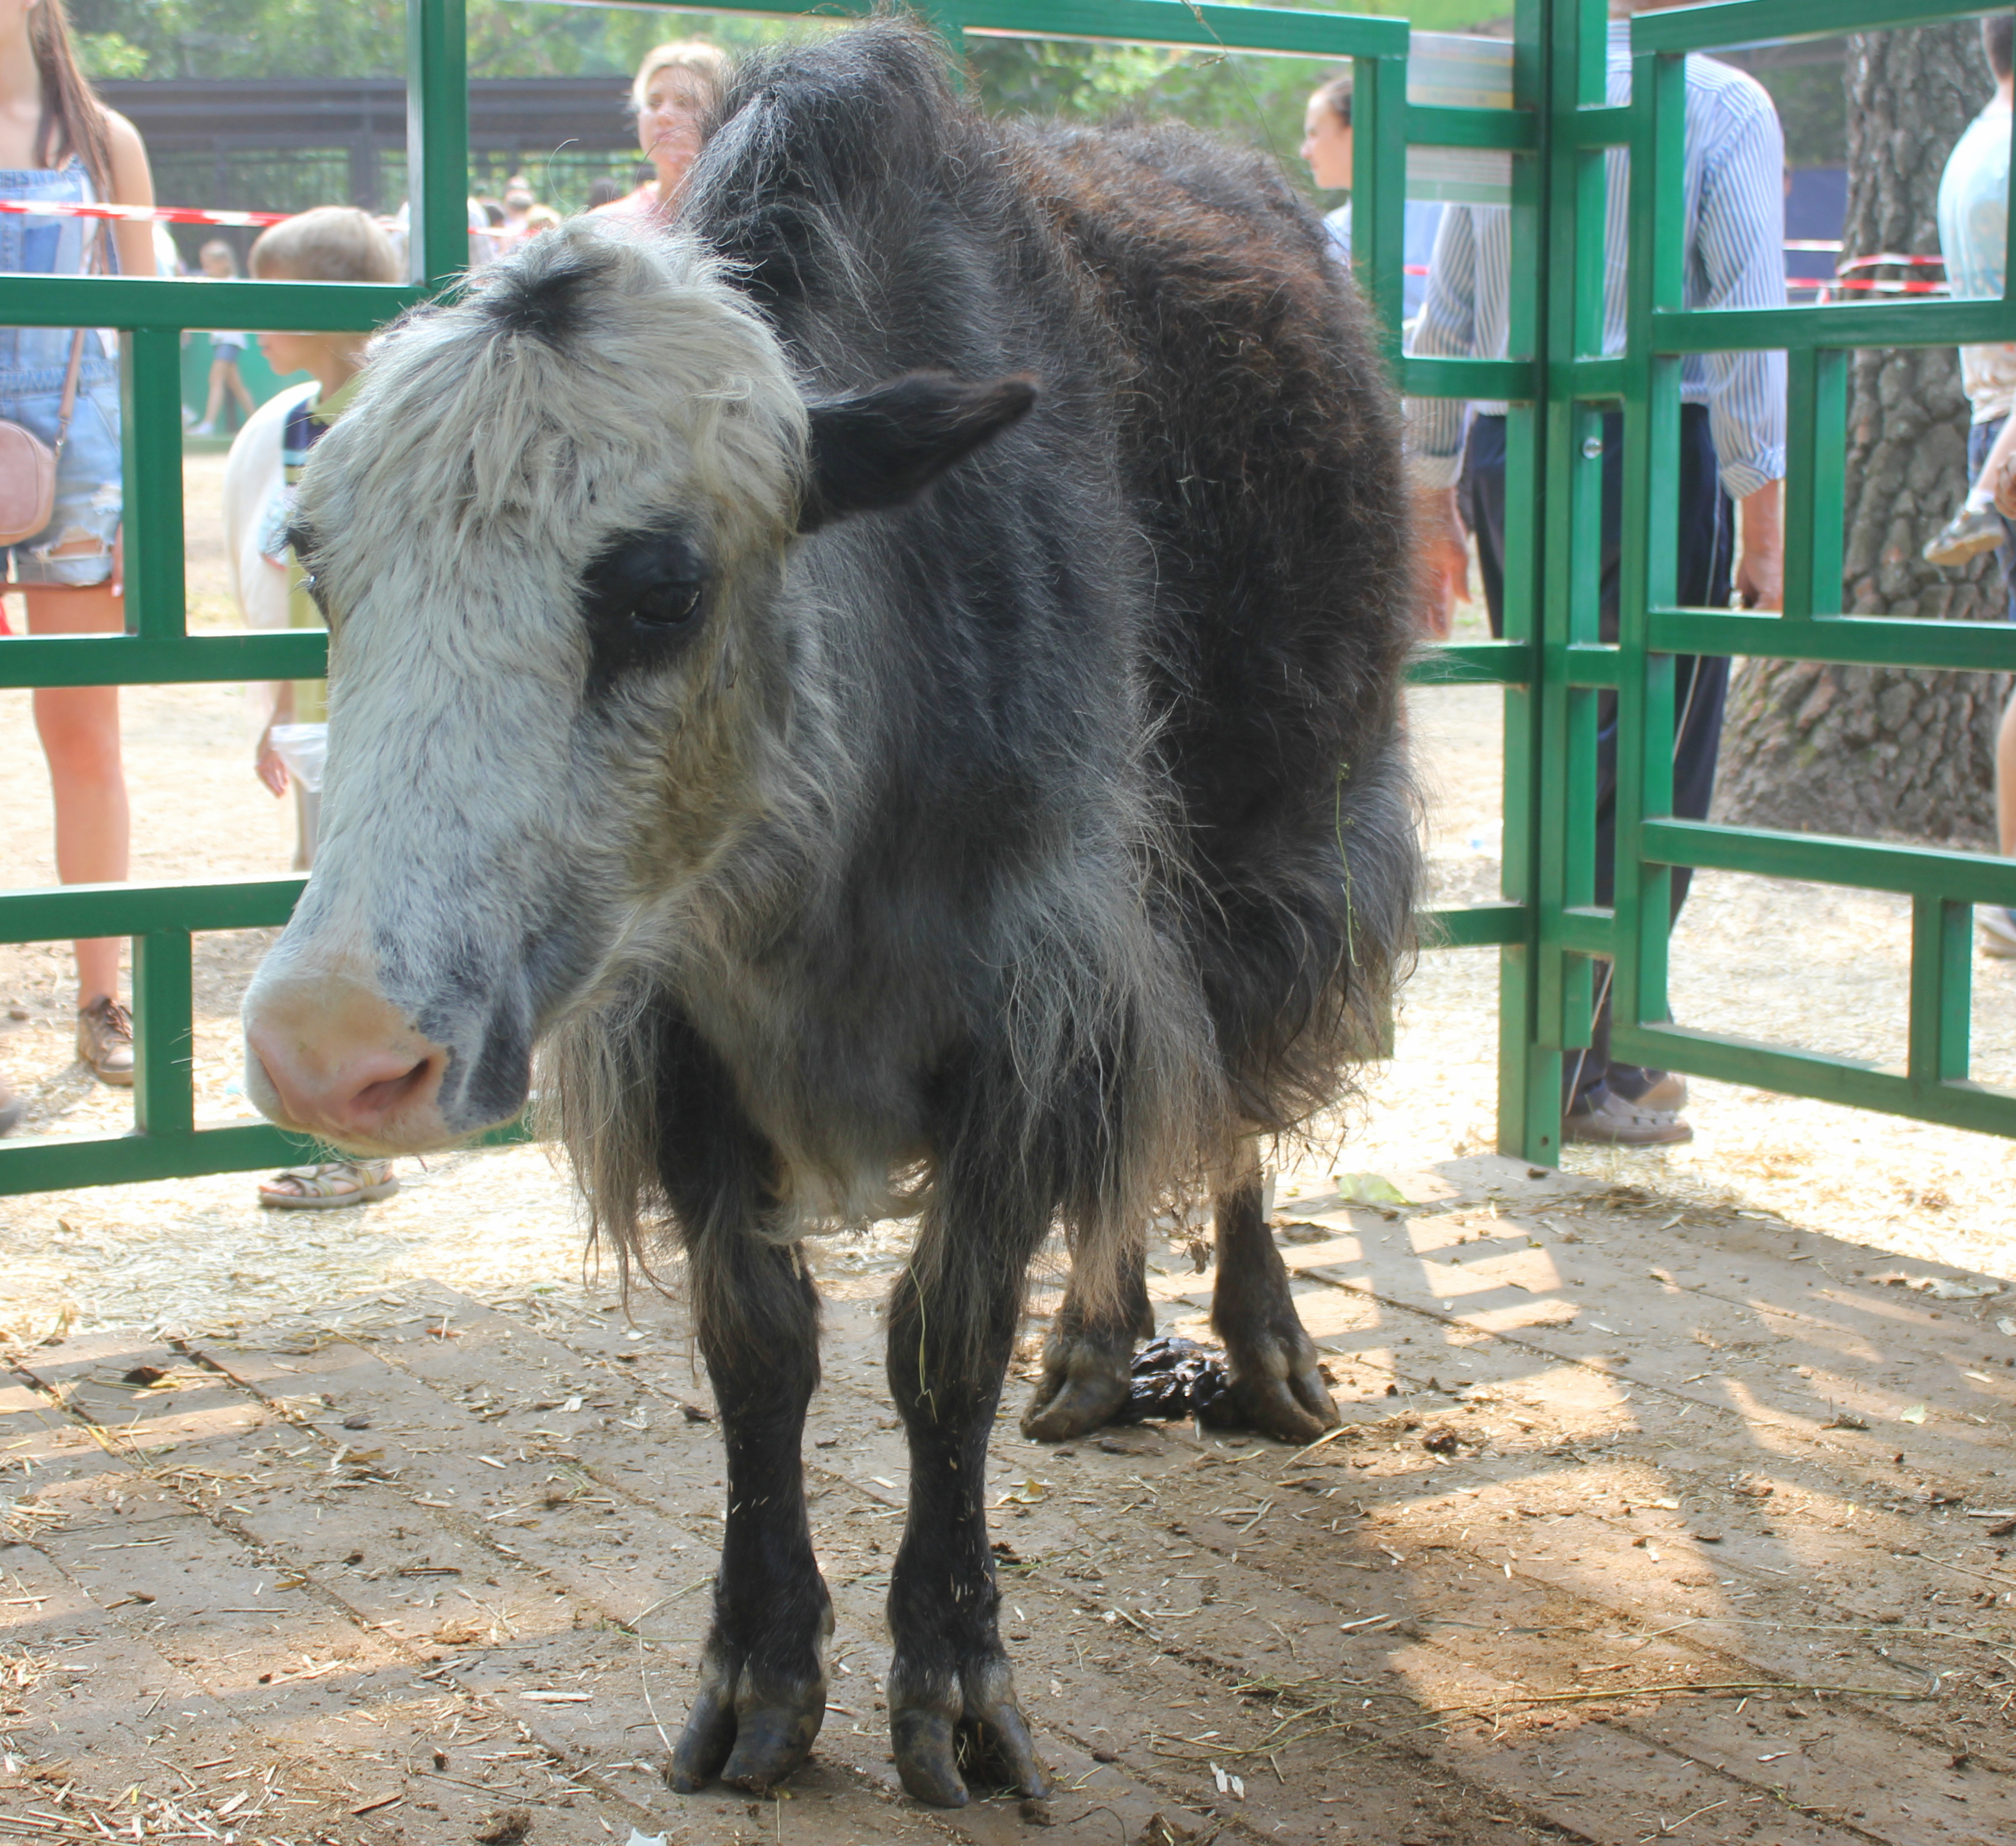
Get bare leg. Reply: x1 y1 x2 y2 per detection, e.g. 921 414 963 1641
886 1208 1051 1805
668 1231 831 1794
26 583 128 1005
1211 1146 1339 1444
200 359 229 429
1019 1241 1151 1441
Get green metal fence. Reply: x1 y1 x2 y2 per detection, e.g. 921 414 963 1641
2 0 2012 1195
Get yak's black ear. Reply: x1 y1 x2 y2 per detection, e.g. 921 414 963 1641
799 372 1037 533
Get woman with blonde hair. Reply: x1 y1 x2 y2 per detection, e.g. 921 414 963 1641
592 39 730 224
0 0 157 1089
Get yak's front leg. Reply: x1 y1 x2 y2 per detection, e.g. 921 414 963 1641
1213 1147 1340 1444
668 1234 830 1795
886 1231 1050 1806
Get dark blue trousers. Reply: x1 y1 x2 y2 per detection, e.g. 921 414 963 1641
1459 405 1734 1107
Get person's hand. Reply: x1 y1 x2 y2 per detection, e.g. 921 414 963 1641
1735 480 1783 611
255 728 290 798
1413 484 1469 640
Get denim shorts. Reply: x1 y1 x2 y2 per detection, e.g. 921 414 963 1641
0 359 122 587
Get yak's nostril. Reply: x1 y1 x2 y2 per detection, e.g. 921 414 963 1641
351 1055 441 1123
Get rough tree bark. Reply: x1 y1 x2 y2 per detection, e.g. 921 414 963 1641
1716 22 2012 847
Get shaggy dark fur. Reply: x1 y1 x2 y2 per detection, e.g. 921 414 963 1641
642 20 1418 1806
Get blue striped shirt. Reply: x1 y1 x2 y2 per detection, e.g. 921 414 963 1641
1406 20 1787 502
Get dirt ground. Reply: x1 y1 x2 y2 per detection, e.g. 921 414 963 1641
2 459 2015 1843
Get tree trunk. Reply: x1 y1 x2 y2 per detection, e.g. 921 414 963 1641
1716 22 2011 847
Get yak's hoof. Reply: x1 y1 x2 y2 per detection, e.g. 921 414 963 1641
889 1652 1049 1808
1019 1328 1132 1442
667 1637 828 1796
1225 1335 1340 1445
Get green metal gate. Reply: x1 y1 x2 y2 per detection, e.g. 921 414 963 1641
1 0 2010 1196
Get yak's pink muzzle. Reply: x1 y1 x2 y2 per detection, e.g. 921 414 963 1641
244 977 454 1155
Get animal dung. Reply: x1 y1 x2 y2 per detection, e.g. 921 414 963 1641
1119 1335 1234 1425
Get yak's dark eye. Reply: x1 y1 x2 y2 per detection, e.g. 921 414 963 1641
582 525 709 687
631 580 702 630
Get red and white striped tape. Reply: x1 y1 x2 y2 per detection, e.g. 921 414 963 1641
0 197 287 229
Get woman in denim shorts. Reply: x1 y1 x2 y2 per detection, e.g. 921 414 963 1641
0 0 158 1120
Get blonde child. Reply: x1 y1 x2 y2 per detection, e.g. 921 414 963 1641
245 205 403 1209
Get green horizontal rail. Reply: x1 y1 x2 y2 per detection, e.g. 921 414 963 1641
1568 358 1626 400
952 0 1408 54
1643 819 2016 908
0 631 329 691
1654 300 2016 355
1409 639 1533 686
1560 643 1620 687
1611 1021 2016 1141
0 1122 330 1195
0 1113 536 1197
730 0 1422 56
0 876 304 945
1424 904 1526 949
1632 0 1999 56
1563 105 1632 148
0 273 419 332
1649 609 2016 674
1402 356 1535 401
1406 103 1537 152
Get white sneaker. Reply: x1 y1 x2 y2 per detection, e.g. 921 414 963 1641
190 421 216 437
1980 906 2016 958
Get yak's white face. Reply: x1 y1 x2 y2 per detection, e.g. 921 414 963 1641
242 223 810 1153
241 218 1033 1156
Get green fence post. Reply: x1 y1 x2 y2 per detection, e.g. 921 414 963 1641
1908 893 1972 1089
1611 42 1687 1070
1353 49 1409 369
121 326 187 642
1781 345 1847 622
132 929 196 1137
407 0 470 291
1496 0 1561 1164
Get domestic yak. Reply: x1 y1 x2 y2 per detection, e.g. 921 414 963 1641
243 20 1417 1807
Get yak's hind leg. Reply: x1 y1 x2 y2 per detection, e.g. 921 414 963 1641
668 1228 830 1793
1212 1147 1340 1444
1018 1238 1152 1441
886 1171 1052 1803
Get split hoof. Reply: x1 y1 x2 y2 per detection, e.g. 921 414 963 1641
890 1654 1049 1808
667 1637 828 1796
1225 1340 1340 1445
1019 1328 1132 1441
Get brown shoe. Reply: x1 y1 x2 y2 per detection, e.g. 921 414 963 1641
1562 1090 1692 1146
77 996 135 1087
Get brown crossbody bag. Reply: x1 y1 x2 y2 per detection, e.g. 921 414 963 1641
0 327 85 547
0 216 101 547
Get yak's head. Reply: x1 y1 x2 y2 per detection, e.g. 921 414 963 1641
242 219 1032 1154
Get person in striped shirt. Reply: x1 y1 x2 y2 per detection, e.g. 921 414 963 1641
1408 0 1788 1147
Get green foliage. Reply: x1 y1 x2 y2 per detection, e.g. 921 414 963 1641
75 29 149 78
61 0 1517 212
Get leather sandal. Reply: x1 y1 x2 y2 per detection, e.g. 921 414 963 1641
257 1161 399 1210
1562 1090 1693 1146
